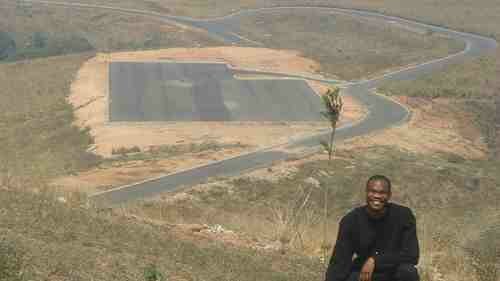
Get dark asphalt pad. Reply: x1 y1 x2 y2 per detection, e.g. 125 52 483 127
109 62 323 122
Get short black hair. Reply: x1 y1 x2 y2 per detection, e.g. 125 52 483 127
366 175 391 193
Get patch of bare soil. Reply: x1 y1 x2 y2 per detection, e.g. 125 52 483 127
57 47 365 192
340 96 487 158
120 213 283 253
51 146 248 193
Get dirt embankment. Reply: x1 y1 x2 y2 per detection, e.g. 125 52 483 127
340 96 487 158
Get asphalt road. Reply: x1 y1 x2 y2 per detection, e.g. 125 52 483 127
109 62 325 121
18 1 497 206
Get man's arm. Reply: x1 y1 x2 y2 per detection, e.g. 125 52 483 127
373 209 419 268
325 217 355 281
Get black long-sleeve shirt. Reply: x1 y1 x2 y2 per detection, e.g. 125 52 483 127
325 203 419 281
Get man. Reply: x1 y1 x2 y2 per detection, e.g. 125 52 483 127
325 175 420 281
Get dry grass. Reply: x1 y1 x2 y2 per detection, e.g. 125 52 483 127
379 55 500 156
29 0 266 18
0 54 99 189
0 187 324 280
125 145 500 280
237 9 463 79
52 0 500 35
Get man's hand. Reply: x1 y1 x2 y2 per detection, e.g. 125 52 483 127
359 257 375 281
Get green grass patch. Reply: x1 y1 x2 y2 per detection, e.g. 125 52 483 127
104 141 249 165
0 54 100 188
2 31 94 62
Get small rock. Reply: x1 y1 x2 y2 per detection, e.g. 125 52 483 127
262 240 282 251
181 224 208 233
209 224 226 233
304 177 320 188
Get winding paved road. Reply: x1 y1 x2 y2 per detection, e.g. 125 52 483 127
19 1 497 206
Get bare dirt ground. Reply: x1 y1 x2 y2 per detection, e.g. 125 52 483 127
340 96 487 158
56 47 365 193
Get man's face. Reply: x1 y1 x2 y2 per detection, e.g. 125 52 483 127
366 180 391 214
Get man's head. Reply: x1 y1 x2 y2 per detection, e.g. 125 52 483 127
365 175 392 217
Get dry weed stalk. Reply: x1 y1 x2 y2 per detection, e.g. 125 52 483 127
270 185 315 251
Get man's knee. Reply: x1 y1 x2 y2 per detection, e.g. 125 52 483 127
395 264 419 281
346 271 359 281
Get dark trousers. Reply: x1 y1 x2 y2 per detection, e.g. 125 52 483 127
346 264 419 281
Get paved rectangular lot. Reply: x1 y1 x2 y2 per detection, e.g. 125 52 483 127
109 62 323 122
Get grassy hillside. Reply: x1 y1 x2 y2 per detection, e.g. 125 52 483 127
1 1 498 280
0 188 323 280
237 9 462 79
0 54 99 189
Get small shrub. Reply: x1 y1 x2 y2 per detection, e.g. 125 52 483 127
111 146 141 156
143 264 165 281
467 223 499 281
0 238 23 281
0 31 16 60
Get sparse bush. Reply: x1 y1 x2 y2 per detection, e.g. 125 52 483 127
111 146 141 156
12 32 94 61
105 142 247 165
0 54 98 186
143 264 166 281
0 238 24 281
467 223 499 281
0 31 15 60
445 153 466 164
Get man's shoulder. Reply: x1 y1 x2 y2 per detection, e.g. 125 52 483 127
389 202 414 213
340 206 365 223
389 203 416 220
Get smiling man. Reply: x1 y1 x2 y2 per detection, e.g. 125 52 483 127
325 175 420 281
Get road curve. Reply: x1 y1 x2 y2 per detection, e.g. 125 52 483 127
17 1 497 205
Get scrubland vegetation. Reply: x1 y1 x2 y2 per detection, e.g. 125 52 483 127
0 187 323 280
0 54 98 189
125 146 500 281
